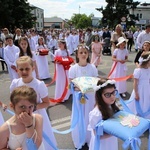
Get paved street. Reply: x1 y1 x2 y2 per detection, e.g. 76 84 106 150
0 50 148 150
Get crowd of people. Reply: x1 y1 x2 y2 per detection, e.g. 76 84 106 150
0 23 150 150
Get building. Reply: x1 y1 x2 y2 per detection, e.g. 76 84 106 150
44 17 65 29
30 5 44 31
129 3 150 29
91 17 101 28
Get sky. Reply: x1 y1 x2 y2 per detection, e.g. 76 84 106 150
28 0 150 19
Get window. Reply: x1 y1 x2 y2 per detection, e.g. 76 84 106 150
140 13 142 19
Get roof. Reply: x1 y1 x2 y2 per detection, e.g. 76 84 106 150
44 17 63 23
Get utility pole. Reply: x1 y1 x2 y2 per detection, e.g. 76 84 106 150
79 5 81 14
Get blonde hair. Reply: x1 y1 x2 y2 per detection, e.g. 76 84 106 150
115 24 123 31
16 56 34 67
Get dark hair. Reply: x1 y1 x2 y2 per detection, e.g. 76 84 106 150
95 78 120 120
146 24 150 29
58 39 69 56
93 35 100 42
38 36 46 49
10 85 37 106
18 37 33 58
75 44 90 63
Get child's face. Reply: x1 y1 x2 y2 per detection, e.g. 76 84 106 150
102 87 117 105
77 47 89 61
12 99 34 116
118 42 126 49
17 62 33 79
6 39 13 46
38 38 44 44
58 42 65 49
19 40 28 52
143 43 150 51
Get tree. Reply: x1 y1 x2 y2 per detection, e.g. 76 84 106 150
0 0 36 31
70 13 92 29
96 0 140 28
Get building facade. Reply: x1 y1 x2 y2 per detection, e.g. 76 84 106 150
44 17 65 29
30 5 44 31
129 3 150 29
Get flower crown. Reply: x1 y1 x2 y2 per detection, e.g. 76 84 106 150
93 80 116 92
75 45 89 51
139 54 150 65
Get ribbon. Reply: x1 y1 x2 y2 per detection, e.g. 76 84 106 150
52 83 79 134
116 94 134 114
42 132 58 150
50 67 69 103
94 121 104 150
122 138 141 150
92 56 100 65
26 138 38 150
108 62 117 78
72 91 89 149
135 100 150 118
109 74 133 81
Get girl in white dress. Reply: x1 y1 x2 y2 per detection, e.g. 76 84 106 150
68 44 98 149
10 56 57 150
88 79 119 150
54 39 71 102
0 85 45 150
109 37 128 98
36 37 50 80
128 51 150 119
15 37 39 79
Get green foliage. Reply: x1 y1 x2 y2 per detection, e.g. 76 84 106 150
96 0 140 28
71 13 92 29
0 0 35 30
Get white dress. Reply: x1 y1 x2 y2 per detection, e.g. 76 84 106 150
0 111 4 126
128 68 150 119
15 52 37 78
36 44 50 79
88 106 118 150
109 48 128 94
54 49 71 101
10 78 57 150
4 45 20 80
68 63 98 148
6 115 45 150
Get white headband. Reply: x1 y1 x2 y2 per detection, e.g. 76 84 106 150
139 54 150 65
93 80 116 92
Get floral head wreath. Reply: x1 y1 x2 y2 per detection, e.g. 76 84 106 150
139 54 150 65
75 45 89 51
93 80 116 92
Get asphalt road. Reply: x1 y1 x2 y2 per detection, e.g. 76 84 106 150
0 49 148 150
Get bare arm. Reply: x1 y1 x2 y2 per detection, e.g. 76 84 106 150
36 96 50 110
0 124 9 149
133 78 139 100
18 112 43 148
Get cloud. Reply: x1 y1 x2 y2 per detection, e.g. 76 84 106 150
28 0 150 19
28 0 106 19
